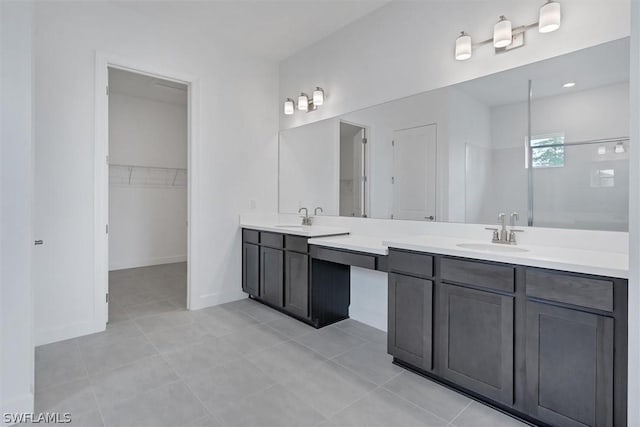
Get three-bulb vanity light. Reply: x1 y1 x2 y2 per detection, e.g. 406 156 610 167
284 87 325 115
455 0 561 61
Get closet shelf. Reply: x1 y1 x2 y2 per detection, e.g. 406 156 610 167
109 163 187 187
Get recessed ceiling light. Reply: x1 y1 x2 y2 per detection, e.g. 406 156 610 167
563 82 575 88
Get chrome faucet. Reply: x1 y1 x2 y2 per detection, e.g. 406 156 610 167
486 212 523 245
299 207 312 226
314 207 323 216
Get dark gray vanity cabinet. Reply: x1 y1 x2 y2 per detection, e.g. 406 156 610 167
387 249 628 427
259 246 284 308
242 243 260 297
439 283 514 405
241 229 315 322
388 273 433 371
284 251 309 318
525 301 613 427
524 268 620 427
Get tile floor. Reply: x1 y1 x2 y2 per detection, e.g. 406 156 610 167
32 262 528 427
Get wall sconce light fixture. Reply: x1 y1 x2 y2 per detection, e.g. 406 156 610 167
284 87 325 114
283 98 295 115
455 1 561 61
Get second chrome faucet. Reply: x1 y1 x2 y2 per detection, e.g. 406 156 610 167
298 206 323 226
486 212 524 245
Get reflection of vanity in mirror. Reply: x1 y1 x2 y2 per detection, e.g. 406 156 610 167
279 38 630 232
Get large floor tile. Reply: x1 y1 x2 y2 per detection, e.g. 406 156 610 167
383 371 471 422
134 310 194 334
295 326 367 358
246 340 327 382
332 319 387 345
35 339 80 363
124 299 179 319
218 323 288 356
80 335 158 376
184 359 275 414
91 355 178 409
332 340 402 386
100 381 206 427
329 388 448 427
196 307 259 334
73 320 143 350
163 335 243 378
35 348 87 391
263 314 315 339
451 401 528 427
34 378 98 416
182 415 223 427
216 383 326 427
282 360 377 418
144 321 211 353
234 300 287 323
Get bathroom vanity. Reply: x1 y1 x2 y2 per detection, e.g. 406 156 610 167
386 247 627 427
241 222 628 427
241 227 386 327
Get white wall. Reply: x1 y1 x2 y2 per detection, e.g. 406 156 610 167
32 1 278 345
280 0 630 130
1 1 35 419
108 92 188 270
628 3 639 425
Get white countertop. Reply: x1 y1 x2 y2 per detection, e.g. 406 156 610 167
384 235 629 279
240 221 349 238
308 235 388 255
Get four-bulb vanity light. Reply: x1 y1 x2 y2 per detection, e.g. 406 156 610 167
455 0 561 61
284 87 325 115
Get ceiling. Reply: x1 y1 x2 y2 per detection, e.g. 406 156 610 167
456 38 630 107
112 0 390 61
109 68 188 105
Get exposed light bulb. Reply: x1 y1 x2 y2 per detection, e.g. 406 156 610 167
455 32 472 61
313 87 324 106
493 16 513 48
597 146 606 155
297 93 308 111
283 98 294 115
539 1 561 33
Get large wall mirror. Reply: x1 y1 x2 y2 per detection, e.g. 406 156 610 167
278 38 630 231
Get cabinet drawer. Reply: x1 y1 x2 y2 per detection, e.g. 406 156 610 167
285 235 308 253
441 258 514 293
312 247 376 270
242 229 259 244
261 232 283 249
526 269 614 312
388 250 434 278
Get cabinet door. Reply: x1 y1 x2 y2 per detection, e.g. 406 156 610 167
439 283 514 405
260 246 283 307
526 301 614 427
242 243 259 297
388 273 433 371
284 251 309 318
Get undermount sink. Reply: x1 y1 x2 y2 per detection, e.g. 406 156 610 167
456 243 529 253
274 224 304 229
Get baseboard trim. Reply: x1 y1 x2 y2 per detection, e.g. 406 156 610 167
35 318 105 347
188 290 245 311
2 392 34 426
109 255 187 271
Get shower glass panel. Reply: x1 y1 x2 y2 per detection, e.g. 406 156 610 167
529 73 630 231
